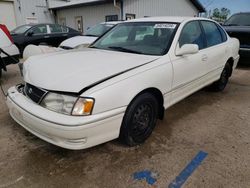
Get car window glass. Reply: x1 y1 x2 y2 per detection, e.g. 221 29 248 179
100 25 130 45
62 26 69 33
201 21 223 47
32 25 47 35
49 25 63 33
179 21 205 50
217 25 227 42
11 25 32 34
135 27 154 41
92 22 177 56
86 24 113 37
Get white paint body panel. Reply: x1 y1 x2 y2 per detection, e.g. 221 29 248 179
7 17 240 150
59 36 98 48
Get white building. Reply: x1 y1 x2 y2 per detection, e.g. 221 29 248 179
0 0 205 32
48 0 205 33
0 0 54 30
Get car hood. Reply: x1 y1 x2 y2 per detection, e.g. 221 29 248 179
59 36 98 48
23 48 159 93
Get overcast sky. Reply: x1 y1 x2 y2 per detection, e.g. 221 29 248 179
199 0 250 15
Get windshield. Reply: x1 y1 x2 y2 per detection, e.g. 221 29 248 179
91 22 178 56
85 23 114 37
224 13 250 26
11 25 32 34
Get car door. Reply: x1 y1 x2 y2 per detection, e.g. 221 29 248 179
48 24 68 46
200 21 228 82
169 21 207 105
25 24 49 46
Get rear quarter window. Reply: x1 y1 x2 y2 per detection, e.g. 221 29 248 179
217 25 227 42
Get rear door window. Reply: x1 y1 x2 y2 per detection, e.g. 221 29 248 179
201 21 223 47
32 25 47 35
62 26 69 33
217 25 227 42
49 25 63 33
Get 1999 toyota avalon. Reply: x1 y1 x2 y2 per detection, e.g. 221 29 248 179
6 17 239 150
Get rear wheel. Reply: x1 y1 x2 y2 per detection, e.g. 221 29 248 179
210 63 231 92
119 93 159 146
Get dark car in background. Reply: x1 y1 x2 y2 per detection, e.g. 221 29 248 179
11 24 81 55
223 12 250 63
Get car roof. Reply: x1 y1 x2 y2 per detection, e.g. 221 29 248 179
18 23 66 27
231 12 250 15
124 16 211 23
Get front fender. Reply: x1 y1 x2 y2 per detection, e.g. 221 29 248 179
85 58 173 115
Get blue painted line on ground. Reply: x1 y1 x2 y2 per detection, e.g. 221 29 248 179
168 151 208 188
133 170 157 185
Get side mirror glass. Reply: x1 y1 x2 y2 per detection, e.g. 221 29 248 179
176 44 199 56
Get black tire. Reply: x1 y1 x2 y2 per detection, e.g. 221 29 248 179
209 63 231 92
0 68 2 79
119 93 159 146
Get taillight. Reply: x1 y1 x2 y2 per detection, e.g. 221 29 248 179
0 24 14 43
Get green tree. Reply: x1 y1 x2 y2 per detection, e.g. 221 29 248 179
220 8 231 20
212 7 231 20
212 8 220 18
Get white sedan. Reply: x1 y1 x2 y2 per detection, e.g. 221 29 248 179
6 17 239 150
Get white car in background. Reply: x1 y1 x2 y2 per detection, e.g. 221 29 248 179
59 21 122 49
0 24 19 78
7 17 239 150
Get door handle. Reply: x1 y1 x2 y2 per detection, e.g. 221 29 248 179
44 36 50 39
202 55 208 61
62 34 68 37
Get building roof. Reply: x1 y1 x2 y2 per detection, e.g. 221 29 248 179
49 0 206 13
190 0 206 12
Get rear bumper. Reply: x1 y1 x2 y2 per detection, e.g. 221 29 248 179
6 86 125 150
233 55 240 69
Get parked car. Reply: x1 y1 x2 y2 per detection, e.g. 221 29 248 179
60 21 122 49
6 17 239 150
0 24 19 78
223 12 250 62
11 24 81 55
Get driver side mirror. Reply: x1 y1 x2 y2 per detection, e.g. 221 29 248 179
27 31 34 37
176 44 199 56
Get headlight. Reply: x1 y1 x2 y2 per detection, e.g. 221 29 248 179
40 92 94 116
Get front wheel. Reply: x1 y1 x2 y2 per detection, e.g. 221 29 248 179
119 93 159 146
209 63 231 92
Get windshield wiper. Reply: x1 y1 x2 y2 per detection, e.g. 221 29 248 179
108 46 143 54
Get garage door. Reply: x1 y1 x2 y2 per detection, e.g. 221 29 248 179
0 1 16 30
